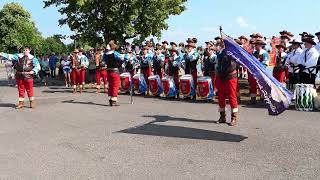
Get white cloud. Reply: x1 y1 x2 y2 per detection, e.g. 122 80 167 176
236 16 249 28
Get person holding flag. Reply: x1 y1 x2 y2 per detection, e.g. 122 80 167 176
0 46 40 109
215 41 239 126
222 30 293 116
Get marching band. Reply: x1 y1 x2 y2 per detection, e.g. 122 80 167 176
1 30 320 126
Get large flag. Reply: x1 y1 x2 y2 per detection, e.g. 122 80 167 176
223 36 293 115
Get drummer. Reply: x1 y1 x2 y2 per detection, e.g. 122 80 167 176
167 47 182 99
298 37 319 86
286 39 303 89
183 38 200 100
152 46 165 79
139 45 154 95
124 48 138 78
202 45 217 83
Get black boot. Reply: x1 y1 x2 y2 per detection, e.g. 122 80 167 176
250 97 256 105
216 111 226 124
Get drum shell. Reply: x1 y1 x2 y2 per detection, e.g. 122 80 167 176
148 75 163 96
120 73 131 92
180 75 195 97
197 76 214 100
133 73 147 94
161 76 177 97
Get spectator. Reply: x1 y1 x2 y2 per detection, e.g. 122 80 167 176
87 48 96 83
40 55 50 85
61 55 72 87
49 53 58 78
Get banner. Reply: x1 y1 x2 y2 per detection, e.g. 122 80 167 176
223 37 293 115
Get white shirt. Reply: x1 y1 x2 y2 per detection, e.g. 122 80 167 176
298 47 319 74
315 42 320 53
61 60 71 70
286 48 303 73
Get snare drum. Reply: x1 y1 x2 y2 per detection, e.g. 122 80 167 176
161 76 177 98
120 72 131 93
197 76 214 100
294 84 317 111
180 74 195 98
133 73 147 94
148 75 163 96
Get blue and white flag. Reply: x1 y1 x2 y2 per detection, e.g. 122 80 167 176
223 37 293 115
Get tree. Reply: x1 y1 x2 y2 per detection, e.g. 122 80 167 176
40 35 68 55
0 2 43 53
44 0 187 45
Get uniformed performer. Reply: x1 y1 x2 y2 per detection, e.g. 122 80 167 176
286 39 303 89
139 46 153 95
95 47 107 93
202 46 217 83
249 39 270 104
167 47 182 98
70 49 83 93
77 49 89 89
215 45 239 126
123 48 138 78
0 46 40 109
103 41 123 106
183 38 200 99
273 43 288 85
298 38 320 86
152 47 165 79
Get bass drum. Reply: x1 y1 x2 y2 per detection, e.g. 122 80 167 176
294 84 317 111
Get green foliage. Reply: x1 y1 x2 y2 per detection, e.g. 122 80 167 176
0 2 42 53
40 35 68 56
44 0 187 45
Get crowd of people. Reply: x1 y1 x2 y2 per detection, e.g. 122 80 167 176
1 29 320 126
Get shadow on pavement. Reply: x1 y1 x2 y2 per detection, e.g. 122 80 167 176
61 100 109 107
0 103 16 108
143 115 215 124
117 115 248 142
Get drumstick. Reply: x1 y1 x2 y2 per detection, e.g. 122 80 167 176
130 77 134 104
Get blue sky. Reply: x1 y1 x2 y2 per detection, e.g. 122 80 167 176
1 0 320 45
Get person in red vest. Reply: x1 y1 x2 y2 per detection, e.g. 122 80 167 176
249 39 270 104
0 46 41 109
95 47 107 93
273 43 288 85
103 41 123 106
215 43 239 126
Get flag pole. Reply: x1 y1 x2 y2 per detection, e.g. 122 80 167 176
219 26 225 48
